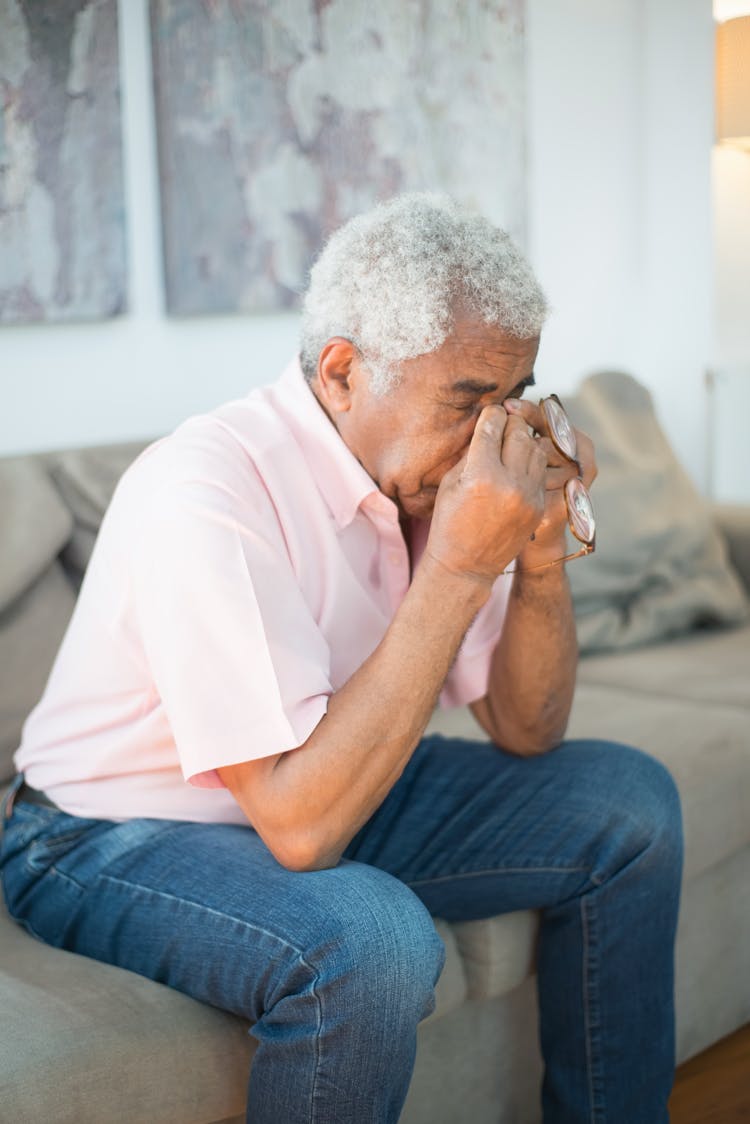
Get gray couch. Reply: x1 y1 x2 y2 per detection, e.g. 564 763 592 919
2 372 749 1123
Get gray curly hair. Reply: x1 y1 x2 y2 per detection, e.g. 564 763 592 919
299 193 549 394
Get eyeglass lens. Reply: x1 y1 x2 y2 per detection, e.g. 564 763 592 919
565 477 595 544
542 396 578 462
541 396 596 547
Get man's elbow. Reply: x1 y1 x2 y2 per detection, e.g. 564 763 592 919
500 732 564 758
220 762 342 872
268 828 343 873
475 695 570 758
489 717 569 758
275 845 335 874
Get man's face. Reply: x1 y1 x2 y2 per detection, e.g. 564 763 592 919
320 320 540 520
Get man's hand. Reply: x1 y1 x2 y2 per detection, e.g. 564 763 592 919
425 404 548 586
465 397 593 755
503 397 597 570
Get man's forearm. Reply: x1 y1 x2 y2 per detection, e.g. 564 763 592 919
249 559 492 870
478 566 578 755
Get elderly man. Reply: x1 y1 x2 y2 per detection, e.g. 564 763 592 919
1 194 682 1123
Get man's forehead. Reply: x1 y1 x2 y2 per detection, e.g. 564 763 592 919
438 324 539 361
434 332 539 394
388 323 539 398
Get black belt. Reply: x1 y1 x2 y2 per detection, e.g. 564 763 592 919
16 780 59 810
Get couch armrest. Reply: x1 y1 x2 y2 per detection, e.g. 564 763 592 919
711 504 750 594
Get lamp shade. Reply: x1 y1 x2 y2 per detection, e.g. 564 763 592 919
716 15 750 150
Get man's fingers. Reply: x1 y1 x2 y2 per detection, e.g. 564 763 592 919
501 414 546 476
576 431 598 488
544 463 579 491
463 404 547 503
505 396 598 488
532 435 572 469
504 396 545 435
464 404 508 473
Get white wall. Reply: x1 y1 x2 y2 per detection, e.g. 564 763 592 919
525 0 643 385
1 0 729 500
526 0 715 489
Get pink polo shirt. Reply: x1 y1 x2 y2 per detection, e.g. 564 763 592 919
15 360 511 825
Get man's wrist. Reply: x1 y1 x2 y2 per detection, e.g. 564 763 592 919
515 534 569 572
510 556 571 609
416 551 495 613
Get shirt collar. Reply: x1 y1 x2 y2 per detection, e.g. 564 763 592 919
268 358 400 530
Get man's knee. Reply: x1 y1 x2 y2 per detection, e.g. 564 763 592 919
564 740 684 885
311 862 446 1021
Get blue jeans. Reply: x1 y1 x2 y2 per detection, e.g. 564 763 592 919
0 736 683 1123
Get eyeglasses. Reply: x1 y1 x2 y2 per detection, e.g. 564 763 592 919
511 394 596 573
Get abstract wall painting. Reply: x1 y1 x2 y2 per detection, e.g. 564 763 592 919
0 0 127 324
151 0 526 315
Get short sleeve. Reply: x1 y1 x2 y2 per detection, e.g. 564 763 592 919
131 469 331 788
439 575 512 708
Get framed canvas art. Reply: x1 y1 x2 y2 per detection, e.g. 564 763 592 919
0 0 127 323
151 0 526 315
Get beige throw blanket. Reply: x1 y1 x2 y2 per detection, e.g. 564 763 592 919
562 371 749 653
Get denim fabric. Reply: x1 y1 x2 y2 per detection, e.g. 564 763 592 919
0 736 683 1123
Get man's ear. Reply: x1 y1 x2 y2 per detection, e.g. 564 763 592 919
315 338 359 415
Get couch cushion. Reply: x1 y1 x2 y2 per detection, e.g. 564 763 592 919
43 442 149 588
452 909 539 1001
429 919 468 1020
567 683 750 882
0 564 77 784
0 458 72 609
673 843 750 1064
0 443 147 783
562 372 749 653
0 906 254 1124
577 622 750 710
